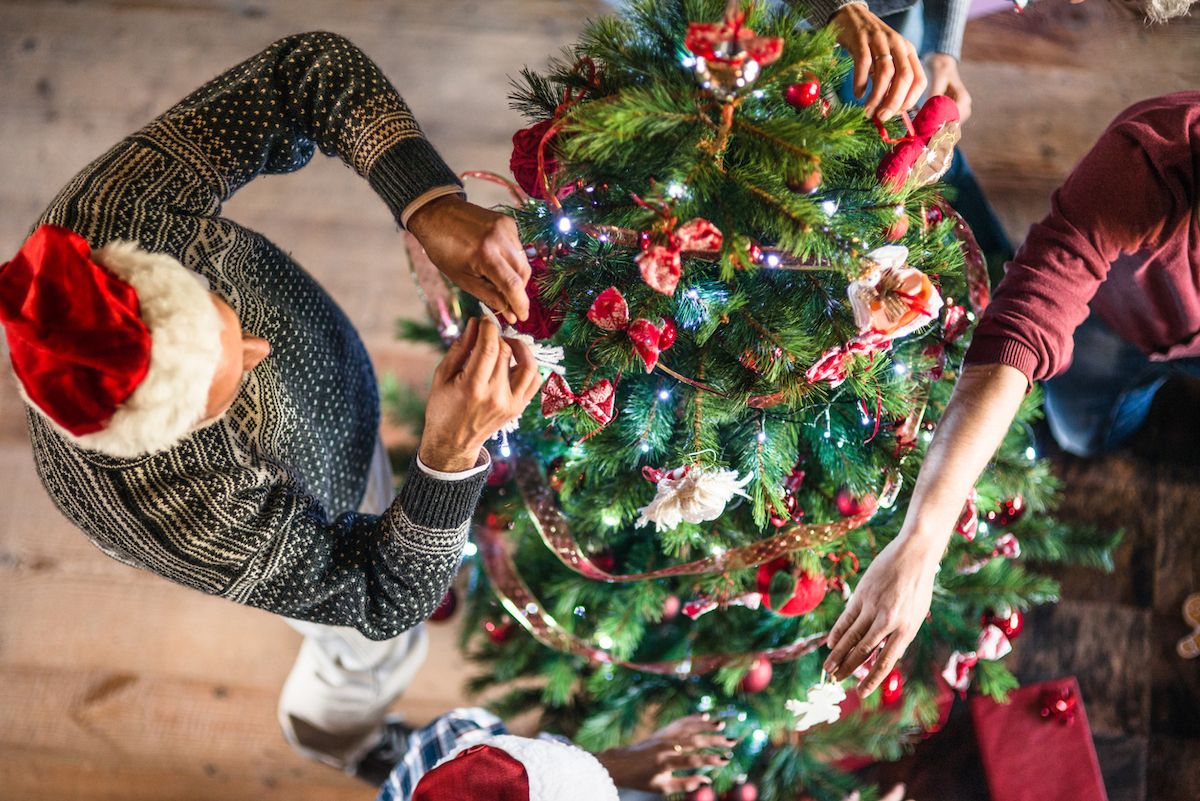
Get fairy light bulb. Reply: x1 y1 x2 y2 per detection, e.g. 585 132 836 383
658 389 671 401
640 441 651 452
765 253 781 268
1026 446 1038 461
894 361 909 376
557 216 573 234
462 542 478 557
597 633 615 649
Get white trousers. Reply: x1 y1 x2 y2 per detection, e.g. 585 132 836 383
278 439 429 769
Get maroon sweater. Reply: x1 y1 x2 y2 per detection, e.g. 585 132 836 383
965 92 1200 382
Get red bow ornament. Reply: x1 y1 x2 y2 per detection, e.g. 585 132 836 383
587 286 677 372
955 489 980 541
540 372 616 426
877 95 962 192
637 218 723 296
684 8 784 98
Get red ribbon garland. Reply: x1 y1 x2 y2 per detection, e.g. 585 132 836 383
475 522 828 676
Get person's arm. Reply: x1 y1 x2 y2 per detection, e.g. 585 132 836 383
823 362 1026 689
823 99 1190 692
920 0 972 121
238 319 541 638
45 31 530 321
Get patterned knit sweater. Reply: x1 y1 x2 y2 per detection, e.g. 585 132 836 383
25 32 487 640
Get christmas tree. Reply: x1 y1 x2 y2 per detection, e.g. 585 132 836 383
393 1 1119 798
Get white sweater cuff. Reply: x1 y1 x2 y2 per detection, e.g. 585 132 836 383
416 448 491 481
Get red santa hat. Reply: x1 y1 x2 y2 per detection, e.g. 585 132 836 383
412 735 619 801
0 224 224 457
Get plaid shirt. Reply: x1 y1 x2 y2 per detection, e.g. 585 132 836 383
375 708 512 801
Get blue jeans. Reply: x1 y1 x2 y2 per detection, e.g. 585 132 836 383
1043 313 1200 457
836 2 1015 265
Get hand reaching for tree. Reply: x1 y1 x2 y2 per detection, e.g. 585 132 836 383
595 714 736 795
823 535 940 696
420 317 543 472
925 53 973 123
829 3 927 122
407 195 532 325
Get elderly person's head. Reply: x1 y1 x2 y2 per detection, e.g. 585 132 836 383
0 224 269 458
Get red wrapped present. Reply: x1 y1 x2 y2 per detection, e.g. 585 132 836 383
969 677 1107 801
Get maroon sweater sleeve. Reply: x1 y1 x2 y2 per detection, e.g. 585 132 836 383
964 97 1190 383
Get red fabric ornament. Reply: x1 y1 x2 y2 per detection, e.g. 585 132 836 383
587 286 677 371
880 667 904 706
636 218 723 296
412 743 529 801
723 782 758 801
484 619 516 644
877 96 962 191
540 373 616 426
925 204 945 226
983 607 1024 640
686 787 718 801
784 78 821 109
994 495 1026 527
941 303 968 344
756 558 827 616
955 490 979 541
0 224 151 436
512 253 563 340
510 120 558 200
429 589 458 622
685 19 782 66
739 657 773 693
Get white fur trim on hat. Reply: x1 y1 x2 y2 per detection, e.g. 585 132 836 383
440 734 619 801
31 240 224 458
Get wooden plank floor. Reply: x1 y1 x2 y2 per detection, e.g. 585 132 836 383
1 1 1198 799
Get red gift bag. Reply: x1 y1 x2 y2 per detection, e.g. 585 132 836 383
969 677 1107 801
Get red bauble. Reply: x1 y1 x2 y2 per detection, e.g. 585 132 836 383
880 667 904 706
512 254 564 340
740 657 774 693
484 619 515 644
835 486 869 517
687 787 718 801
885 211 910 242
756 558 828 616
659 316 678 351
784 78 821 109
547 456 566 492
982 608 1024 640
429 588 457 622
925 204 944 226
591 549 617 572
486 458 514 487
662 594 682 622
724 783 759 801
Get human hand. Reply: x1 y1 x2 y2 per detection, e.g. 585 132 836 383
407 195 531 325
925 53 973 123
823 534 941 695
595 714 736 795
829 3 927 122
420 317 542 472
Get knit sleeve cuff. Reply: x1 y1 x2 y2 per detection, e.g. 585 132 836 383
806 0 866 28
963 335 1039 386
367 137 463 229
395 450 489 531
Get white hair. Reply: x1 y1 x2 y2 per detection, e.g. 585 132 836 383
1141 0 1196 21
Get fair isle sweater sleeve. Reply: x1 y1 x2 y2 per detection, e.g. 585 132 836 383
135 30 461 224
920 0 968 60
